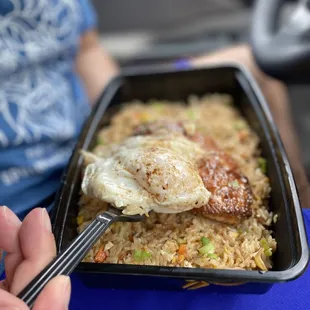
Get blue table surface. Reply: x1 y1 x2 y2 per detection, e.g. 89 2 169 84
1 210 309 310
69 210 310 310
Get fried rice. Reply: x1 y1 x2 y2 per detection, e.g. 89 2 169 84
77 94 277 271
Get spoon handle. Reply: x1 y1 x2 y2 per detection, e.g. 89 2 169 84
17 211 117 308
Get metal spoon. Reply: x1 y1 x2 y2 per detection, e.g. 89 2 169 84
17 207 144 308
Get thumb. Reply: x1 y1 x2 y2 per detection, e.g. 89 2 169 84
0 288 29 310
32 276 71 310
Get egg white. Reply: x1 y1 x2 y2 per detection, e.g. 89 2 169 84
81 134 211 215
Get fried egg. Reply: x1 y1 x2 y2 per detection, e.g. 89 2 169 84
81 134 211 215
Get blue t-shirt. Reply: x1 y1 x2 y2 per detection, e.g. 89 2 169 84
0 0 96 218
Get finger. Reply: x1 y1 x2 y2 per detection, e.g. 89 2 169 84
10 208 56 295
0 288 28 310
33 276 71 310
0 280 7 290
0 206 21 253
0 206 23 287
5 252 23 290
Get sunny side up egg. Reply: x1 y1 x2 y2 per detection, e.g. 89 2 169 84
81 134 211 215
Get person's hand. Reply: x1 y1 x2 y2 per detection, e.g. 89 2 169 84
0 206 71 309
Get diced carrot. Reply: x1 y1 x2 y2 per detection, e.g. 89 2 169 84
178 244 187 256
241 152 248 159
94 247 107 263
238 131 249 142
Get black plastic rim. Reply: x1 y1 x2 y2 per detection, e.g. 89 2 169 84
52 63 309 284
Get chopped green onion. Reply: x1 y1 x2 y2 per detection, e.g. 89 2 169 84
233 120 247 130
258 157 267 174
208 253 218 259
260 238 269 251
198 243 215 255
265 248 273 257
237 227 243 234
229 180 240 189
201 236 210 246
133 250 142 261
230 231 239 238
152 103 164 111
178 238 187 244
187 109 197 120
133 250 152 261
96 136 105 145
260 238 273 257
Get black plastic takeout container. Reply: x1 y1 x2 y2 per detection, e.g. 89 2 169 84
52 64 309 294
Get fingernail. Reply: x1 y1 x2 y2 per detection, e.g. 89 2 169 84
0 206 20 226
62 276 71 308
0 206 8 222
41 208 52 233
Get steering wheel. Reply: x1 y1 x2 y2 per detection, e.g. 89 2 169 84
251 0 310 83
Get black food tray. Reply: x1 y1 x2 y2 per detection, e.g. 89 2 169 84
52 64 309 293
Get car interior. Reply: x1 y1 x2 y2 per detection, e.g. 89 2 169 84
92 0 310 181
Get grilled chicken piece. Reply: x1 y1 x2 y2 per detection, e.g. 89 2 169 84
134 121 253 224
191 134 253 224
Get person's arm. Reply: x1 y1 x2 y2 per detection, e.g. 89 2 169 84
75 30 119 105
190 45 310 208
